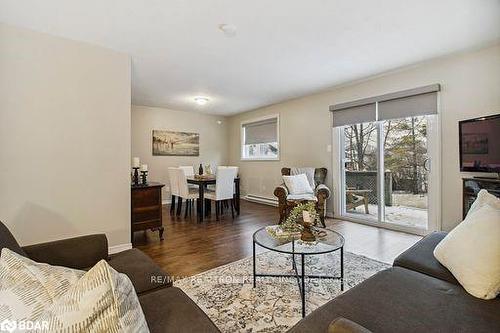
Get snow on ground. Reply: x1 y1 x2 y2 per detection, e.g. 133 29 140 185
347 204 427 229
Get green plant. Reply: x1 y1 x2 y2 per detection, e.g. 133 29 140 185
281 202 319 232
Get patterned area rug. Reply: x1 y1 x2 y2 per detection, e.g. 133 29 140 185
174 249 389 332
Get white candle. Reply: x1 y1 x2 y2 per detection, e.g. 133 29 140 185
140 164 148 172
302 210 311 223
132 157 140 168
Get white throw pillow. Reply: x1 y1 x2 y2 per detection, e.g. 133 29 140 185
466 189 500 217
283 174 314 195
433 204 500 300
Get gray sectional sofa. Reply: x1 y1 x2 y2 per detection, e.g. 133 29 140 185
2 220 499 333
290 232 500 332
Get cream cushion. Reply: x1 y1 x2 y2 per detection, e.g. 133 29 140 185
0 248 149 332
466 189 500 217
434 204 500 300
283 174 314 195
0 248 84 323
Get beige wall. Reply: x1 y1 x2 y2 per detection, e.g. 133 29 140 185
131 105 228 200
228 44 500 231
0 24 131 247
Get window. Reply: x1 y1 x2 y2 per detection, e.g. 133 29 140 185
241 115 279 160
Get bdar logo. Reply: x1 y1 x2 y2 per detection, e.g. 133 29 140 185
0 320 16 333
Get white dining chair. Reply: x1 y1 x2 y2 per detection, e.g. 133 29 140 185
205 167 238 221
178 165 195 176
175 168 200 218
168 167 180 216
178 165 199 190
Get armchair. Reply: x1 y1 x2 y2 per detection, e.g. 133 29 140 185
274 167 331 227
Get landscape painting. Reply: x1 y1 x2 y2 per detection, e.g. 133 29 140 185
152 130 200 156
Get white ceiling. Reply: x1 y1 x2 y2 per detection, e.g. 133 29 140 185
1 0 499 115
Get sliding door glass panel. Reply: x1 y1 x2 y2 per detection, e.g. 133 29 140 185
343 122 379 221
382 116 428 229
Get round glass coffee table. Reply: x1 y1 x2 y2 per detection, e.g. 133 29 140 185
252 227 345 318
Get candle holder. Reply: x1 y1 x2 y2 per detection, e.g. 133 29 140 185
140 170 148 185
132 167 140 186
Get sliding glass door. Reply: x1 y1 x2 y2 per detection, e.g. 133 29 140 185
343 122 379 222
340 115 437 234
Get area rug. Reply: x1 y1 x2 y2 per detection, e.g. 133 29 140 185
174 249 389 333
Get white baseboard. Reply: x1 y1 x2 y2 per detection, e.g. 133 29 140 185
109 243 132 254
162 199 171 205
244 194 278 207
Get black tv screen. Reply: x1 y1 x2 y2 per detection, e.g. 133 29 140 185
459 114 500 173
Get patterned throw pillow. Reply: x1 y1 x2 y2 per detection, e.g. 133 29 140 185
0 248 149 333
0 248 84 323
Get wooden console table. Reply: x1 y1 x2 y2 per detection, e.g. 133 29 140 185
462 177 500 218
131 182 165 241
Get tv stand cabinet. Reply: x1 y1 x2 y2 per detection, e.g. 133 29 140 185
462 177 500 218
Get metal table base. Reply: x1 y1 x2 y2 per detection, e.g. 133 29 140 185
253 240 344 318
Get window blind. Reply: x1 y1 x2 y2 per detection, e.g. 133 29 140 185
378 91 438 121
330 103 376 127
243 118 278 145
329 84 440 127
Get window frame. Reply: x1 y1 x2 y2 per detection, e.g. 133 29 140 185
333 113 441 236
240 114 280 161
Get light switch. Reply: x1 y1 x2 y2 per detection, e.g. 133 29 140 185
327 145 332 152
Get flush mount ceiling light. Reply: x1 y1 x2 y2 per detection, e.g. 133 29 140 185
194 97 209 105
218 24 237 37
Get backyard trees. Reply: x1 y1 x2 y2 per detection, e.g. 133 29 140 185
344 116 428 195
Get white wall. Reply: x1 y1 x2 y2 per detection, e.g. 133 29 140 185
131 105 228 200
0 24 131 246
228 44 500 231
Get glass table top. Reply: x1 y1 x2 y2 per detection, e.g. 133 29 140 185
253 226 344 255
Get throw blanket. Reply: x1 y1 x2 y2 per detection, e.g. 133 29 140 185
291 167 315 189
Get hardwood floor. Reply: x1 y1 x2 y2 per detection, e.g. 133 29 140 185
135 200 422 278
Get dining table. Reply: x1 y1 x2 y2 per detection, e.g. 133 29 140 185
186 175 240 222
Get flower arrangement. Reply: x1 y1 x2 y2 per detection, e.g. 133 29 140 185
281 202 320 233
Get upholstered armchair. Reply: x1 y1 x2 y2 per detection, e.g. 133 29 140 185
274 167 331 227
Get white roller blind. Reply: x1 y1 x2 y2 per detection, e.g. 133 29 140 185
331 103 376 127
243 118 278 144
378 92 438 121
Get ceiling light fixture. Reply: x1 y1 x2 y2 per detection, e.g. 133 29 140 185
219 24 237 37
194 97 209 105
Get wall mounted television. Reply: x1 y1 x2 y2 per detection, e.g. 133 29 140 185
459 114 500 173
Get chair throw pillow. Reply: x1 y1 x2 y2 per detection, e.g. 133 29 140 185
434 204 500 300
283 174 314 195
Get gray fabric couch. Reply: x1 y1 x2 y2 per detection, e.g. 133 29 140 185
0 221 219 333
289 231 500 333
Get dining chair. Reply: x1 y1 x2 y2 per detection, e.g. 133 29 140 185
167 167 180 216
178 165 195 176
179 165 198 190
175 168 200 218
205 167 238 221
217 166 239 210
